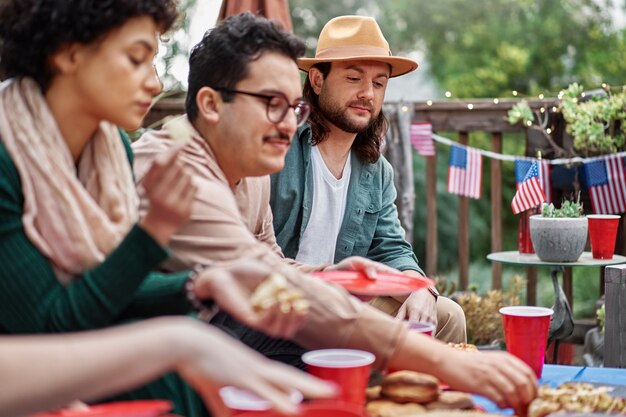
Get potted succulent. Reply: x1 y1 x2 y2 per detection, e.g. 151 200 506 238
529 198 587 262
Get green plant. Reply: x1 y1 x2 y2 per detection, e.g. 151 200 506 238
456 275 525 346
560 83 626 156
506 101 535 127
541 197 583 218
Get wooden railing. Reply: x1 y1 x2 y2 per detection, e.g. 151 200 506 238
388 98 559 299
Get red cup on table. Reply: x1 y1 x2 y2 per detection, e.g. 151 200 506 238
588 214 621 259
409 321 436 336
499 306 553 378
302 349 375 407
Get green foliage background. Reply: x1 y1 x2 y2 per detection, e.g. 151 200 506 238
291 0 626 97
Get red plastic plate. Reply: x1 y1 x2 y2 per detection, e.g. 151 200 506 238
31 400 173 417
235 401 366 417
312 270 434 296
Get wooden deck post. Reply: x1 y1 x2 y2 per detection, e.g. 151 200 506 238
426 154 438 277
458 131 469 290
491 132 503 289
604 264 626 368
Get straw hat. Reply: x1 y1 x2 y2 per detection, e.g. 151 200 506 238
297 15 418 78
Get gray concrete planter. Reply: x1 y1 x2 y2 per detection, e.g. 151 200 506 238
529 215 588 262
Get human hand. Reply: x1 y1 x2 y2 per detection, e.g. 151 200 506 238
194 261 308 339
395 289 438 326
325 256 399 279
139 144 196 245
173 320 337 416
439 348 537 413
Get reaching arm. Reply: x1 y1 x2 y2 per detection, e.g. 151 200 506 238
0 317 336 416
388 331 537 413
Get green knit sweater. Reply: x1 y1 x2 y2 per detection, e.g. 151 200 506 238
0 134 208 416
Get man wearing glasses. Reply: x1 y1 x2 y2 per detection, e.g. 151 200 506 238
269 16 466 342
132 12 403 368
130 14 537 410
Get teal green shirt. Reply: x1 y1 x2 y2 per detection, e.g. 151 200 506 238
270 125 423 273
0 132 192 334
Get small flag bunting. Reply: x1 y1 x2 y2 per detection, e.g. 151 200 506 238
583 155 626 214
410 122 435 156
447 145 482 199
515 159 551 203
512 161 546 214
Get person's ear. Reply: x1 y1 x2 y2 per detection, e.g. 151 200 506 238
49 43 82 75
308 68 324 95
196 87 222 124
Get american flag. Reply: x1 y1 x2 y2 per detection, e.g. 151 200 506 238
447 145 482 199
583 155 626 214
410 122 435 156
515 159 551 203
511 161 546 214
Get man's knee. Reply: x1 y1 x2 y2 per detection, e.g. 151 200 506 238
435 296 467 344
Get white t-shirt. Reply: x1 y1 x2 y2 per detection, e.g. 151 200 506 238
295 146 351 265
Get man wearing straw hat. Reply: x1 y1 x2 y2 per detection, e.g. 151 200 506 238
270 15 466 343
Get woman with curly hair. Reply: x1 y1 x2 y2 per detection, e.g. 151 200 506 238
0 1 332 415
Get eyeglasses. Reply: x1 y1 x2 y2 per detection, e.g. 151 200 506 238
216 88 312 127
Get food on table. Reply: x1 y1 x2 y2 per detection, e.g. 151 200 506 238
447 342 479 352
380 371 440 404
418 412 506 416
249 273 309 314
366 385 382 401
164 116 193 143
425 391 475 410
366 399 426 417
528 382 626 417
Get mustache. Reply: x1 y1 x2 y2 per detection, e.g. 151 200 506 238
348 100 374 111
263 132 291 142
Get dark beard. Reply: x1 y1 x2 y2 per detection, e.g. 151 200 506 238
317 97 375 134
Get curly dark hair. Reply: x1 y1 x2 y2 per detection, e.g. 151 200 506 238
303 63 388 164
186 12 305 122
0 0 179 90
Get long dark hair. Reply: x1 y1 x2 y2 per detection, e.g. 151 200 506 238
302 62 388 164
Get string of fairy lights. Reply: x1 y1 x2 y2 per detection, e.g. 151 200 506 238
394 82 626 165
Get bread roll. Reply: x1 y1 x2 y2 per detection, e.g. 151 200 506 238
381 370 439 404
425 391 474 410
366 399 426 417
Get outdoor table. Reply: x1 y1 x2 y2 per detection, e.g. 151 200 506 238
474 364 626 415
487 251 626 306
487 251 626 363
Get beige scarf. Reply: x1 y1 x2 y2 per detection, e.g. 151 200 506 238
0 78 138 284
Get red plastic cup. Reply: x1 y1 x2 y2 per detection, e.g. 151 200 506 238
219 386 302 415
518 210 535 254
499 306 553 378
588 214 621 259
301 349 375 407
409 321 436 336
